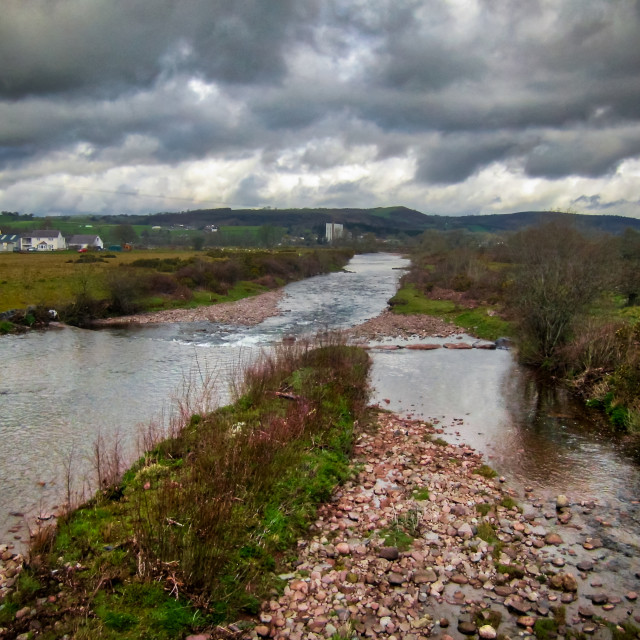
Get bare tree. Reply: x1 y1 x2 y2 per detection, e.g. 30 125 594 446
507 222 609 366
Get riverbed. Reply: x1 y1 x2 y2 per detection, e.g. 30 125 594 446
1 252 639 571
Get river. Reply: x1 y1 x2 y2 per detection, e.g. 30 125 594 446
1 253 639 565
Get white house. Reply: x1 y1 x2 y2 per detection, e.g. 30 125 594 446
20 230 67 251
0 234 20 252
67 234 104 250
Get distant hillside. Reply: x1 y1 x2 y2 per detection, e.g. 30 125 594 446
7 207 640 237
141 207 640 235
142 206 434 235
447 211 640 235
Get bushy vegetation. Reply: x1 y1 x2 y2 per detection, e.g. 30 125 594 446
0 247 353 325
399 222 640 432
8 338 371 638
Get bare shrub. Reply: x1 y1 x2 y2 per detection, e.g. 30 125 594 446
92 428 125 491
104 268 146 314
506 222 610 365
558 319 626 376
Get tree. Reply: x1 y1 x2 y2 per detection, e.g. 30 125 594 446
112 223 139 245
507 222 609 366
257 224 282 249
192 234 205 251
617 228 640 306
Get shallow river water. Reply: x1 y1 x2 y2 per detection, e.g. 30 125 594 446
1 253 639 564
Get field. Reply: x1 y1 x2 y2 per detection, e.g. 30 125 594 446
0 249 211 312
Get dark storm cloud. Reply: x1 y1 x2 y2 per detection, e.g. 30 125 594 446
416 135 519 184
1 0 640 216
0 0 306 98
524 130 640 179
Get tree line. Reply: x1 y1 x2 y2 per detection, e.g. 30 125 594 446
404 222 640 434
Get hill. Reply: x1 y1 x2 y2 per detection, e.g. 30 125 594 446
142 206 434 235
3 208 640 239
142 207 640 235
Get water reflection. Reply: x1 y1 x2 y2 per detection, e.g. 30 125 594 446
0 253 409 544
370 347 640 510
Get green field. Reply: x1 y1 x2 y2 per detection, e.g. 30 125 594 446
0 249 206 311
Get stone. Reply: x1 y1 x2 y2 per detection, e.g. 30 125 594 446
494 585 514 597
517 616 536 628
379 546 399 560
388 572 405 586
591 593 608 605
558 511 572 524
545 533 563 545
457 523 473 538
15 607 31 620
626 591 638 601
255 625 270 637
562 573 579 592
336 542 350 555
577 561 594 571
556 495 570 509
413 569 438 584
457 620 477 635
478 624 498 639
505 597 532 615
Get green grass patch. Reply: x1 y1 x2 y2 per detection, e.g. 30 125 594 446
610 621 640 640
533 618 559 640
496 563 525 579
473 464 498 478
476 521 504 558
0 320 15 334
412 488 430 501
500 496 519 511
382 528 414 551
388 283 512 340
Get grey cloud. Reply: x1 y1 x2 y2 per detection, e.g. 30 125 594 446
572 195 640 212
1 0 640 217
0 0 303 98
524 130 640 179
415 135 519 184
233 174 268 207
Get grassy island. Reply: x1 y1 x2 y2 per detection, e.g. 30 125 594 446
2 340 370 638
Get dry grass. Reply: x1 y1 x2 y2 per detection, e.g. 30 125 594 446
0 249 204 311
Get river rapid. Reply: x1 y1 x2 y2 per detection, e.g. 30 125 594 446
1 253 639 566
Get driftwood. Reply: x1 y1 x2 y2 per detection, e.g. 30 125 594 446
274 391 304 401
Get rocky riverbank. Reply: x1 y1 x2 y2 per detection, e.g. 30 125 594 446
347 310 462 341
92 289 285 326
226 411 639 640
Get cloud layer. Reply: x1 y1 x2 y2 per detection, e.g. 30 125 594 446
1 0 639 217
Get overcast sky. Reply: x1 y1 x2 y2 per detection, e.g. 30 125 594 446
1 0 639 218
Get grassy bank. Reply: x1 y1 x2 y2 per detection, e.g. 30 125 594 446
0 247 353 327
388 283 513 341
3 339 371 638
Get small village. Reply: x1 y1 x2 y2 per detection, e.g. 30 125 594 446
0 230 104 253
